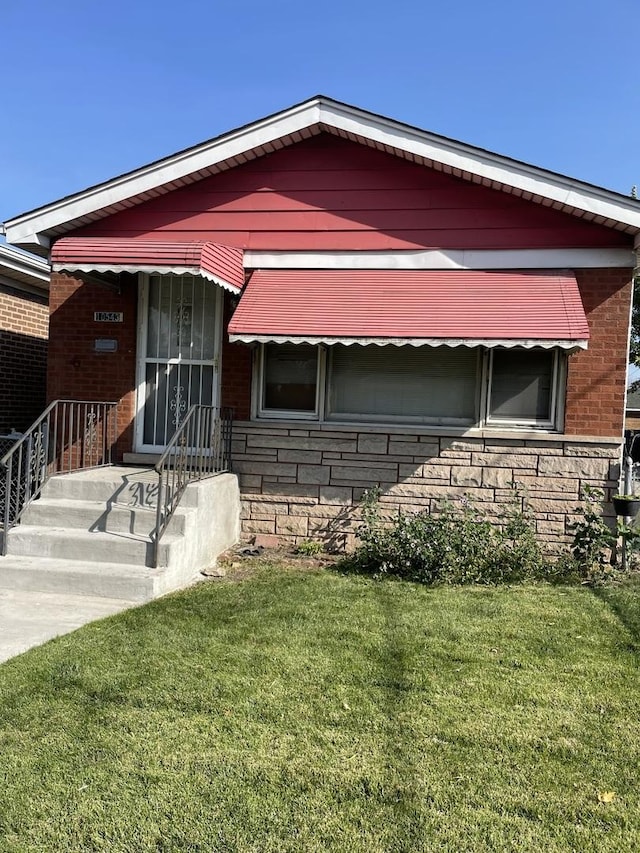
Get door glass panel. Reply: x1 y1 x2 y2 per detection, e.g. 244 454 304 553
142 275 218 447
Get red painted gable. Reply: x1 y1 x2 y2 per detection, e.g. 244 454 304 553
70 134 630 251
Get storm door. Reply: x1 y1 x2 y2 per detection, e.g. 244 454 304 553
136 274 222 451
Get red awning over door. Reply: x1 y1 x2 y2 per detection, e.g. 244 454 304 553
228 269 589 349
51 237 244 293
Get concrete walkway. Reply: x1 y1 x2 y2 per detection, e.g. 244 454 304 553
0 588 134 663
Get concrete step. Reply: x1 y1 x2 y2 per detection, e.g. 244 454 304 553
0 555 194 602
7 526 182 568
23 497 189 537
42 468 200 508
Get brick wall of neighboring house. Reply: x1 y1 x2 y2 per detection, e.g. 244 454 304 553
0 284 49 433
626 414 640 431
47 272 137 459
232 423 620 552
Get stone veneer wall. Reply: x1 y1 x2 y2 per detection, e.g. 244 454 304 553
232 422 621 552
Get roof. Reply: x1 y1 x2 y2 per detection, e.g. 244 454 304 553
0 243 50 294
3 96 640 255
228 269 589 350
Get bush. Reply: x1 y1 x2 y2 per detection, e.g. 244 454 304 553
348 488 548 585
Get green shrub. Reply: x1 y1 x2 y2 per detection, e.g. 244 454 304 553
294 539 325 556
349 488 547 585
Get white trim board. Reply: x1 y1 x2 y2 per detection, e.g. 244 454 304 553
3 96 640 249
244 248 636 270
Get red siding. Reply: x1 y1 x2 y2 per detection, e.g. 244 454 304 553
71 135 631 252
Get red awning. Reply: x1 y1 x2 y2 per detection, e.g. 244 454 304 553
228 269 589 349
51 238 244 293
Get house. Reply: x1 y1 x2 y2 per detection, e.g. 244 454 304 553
0 243 50 436
3 96 640 555
625 388 640 431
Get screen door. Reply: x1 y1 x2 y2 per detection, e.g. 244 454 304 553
138 274 221 450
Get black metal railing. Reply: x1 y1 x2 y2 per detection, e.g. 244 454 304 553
152 405 233 567
0 400 119 554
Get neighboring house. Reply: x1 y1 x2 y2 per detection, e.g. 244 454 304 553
3 96 640 551
625 388 640 430
0 244 50 435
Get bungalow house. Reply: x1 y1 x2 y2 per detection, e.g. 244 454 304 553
0 244 49 437
2 96 640 581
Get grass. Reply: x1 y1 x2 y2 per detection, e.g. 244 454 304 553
0 564 639 852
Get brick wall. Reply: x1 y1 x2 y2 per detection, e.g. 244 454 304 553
47 272 137 459
220 292 252 419
233 422 620 552
565 269 631 437
0 285 48 432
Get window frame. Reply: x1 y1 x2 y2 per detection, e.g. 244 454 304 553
253 342 566 431
483 348 562 430
255 343 326 421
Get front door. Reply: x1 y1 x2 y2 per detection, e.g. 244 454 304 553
136 274 222 452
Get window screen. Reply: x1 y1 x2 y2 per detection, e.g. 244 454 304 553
262 344 318 412
489 350 554 422
328 345 477 423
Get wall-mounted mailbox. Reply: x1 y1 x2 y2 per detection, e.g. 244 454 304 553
95 339 118 353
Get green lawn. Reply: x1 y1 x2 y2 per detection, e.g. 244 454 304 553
0 565 639 852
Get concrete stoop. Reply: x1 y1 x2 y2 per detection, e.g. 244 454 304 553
0 467 241 602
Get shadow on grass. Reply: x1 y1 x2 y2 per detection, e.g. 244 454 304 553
370 581 430 850
593 574 640 651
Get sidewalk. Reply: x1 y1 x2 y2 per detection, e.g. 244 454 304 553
0 589 133 663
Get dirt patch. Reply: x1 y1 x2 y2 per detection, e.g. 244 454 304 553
212 543 341 583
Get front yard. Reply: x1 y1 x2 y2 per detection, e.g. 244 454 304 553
0 564 638 852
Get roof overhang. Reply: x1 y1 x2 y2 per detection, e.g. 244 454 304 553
228 269 590 351
3 96 640 253
51 238 244 294
0 243 50 293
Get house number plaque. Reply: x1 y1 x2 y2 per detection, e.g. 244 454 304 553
94 311 123 322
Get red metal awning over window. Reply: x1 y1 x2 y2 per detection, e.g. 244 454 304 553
228 269 589 349
51 238 244 293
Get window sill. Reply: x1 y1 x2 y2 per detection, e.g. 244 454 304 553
234 419 621 445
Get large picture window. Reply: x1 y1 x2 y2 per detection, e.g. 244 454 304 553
255 343 564 430
328 345 477 425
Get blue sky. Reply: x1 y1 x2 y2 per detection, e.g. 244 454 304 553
1 0 638 221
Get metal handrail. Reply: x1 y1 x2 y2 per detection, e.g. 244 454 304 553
152 405 233 567
0 399 119 554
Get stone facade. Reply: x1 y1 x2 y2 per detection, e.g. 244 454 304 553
233 422 621 552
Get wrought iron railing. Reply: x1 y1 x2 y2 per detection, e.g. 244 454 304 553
0 400 119 554
152 405 233 567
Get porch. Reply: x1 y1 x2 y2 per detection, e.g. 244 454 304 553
0 400 240 602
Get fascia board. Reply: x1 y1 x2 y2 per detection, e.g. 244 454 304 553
0 244 50 285
3 101 323 245
319 101 640 230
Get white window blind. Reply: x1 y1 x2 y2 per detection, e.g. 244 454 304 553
327 345 477 423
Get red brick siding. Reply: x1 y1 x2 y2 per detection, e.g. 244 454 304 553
0 285 48 432
220 292 252 420
47 273 137 459
564 268 631 437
